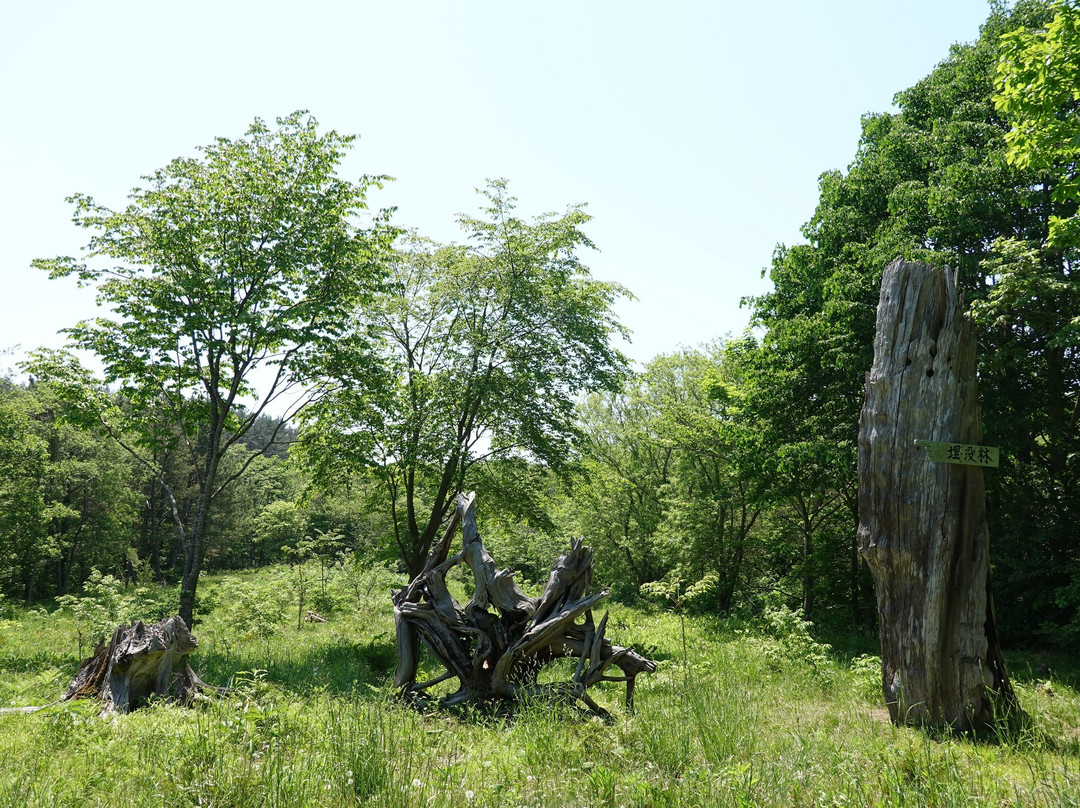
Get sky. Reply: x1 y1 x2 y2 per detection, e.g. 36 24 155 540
1 0 998 381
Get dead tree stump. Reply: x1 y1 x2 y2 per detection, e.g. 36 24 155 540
393 493 656 715
857 258 1021 732
64 615 214 713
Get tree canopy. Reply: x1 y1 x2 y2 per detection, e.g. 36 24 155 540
298 180 631 577
996 0 1080 249
25 111 394 625
743 0 1080 642
5 2 1079 652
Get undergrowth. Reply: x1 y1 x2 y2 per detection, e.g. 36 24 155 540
0 567 1078 807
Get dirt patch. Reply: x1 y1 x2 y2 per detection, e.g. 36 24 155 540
867 708 892 724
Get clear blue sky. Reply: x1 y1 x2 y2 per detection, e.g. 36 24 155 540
2 0 997 377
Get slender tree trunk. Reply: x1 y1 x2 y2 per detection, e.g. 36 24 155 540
801 528 814 620
857 258 1020 733
179 493 211 628
850 534 861 631
178 427 224 628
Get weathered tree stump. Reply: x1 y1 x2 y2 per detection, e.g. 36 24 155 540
857 258 1021 732
64 615 215 713
393 493 656 715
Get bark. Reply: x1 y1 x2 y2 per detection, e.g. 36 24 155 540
393 493 656 715
857 258 1021 733
63 615 218 714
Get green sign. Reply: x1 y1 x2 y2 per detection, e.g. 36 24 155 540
914 440 999 468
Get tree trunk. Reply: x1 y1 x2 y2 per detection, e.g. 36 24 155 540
857 258 1020 733
178 437 222 628
63 615 217 714
801 525 814 621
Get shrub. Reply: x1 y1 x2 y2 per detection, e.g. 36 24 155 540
760 603 834 685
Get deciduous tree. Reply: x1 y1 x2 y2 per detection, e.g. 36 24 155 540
299 181 630 577
745 0 1080 640
996 0 1080 249
26 112 393 626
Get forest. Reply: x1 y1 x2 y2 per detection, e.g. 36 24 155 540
1 1 1079 804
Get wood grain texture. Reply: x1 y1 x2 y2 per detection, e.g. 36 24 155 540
393 493 655 714
857 258 1019 732
63 615 215 713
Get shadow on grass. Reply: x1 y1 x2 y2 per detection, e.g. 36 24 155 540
400 685 618 729
1003 651 1080 690
193 633 400 698
0 649 80 675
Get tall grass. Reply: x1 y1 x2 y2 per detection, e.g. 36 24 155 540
0 568 1078 807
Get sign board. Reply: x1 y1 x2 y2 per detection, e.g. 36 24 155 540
913 440 999 468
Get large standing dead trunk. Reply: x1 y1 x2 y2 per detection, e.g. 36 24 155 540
857 258 1020 733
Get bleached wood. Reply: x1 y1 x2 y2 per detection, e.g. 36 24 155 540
393 493 655 714
63 615 216 714
857 258 1020 732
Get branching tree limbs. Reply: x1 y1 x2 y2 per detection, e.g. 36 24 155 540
299 180 631 577
742 0 1079 637
574 347 767 611
25 112 394 626
996 0 1080 250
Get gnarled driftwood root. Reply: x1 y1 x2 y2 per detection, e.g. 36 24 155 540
393 493 656 716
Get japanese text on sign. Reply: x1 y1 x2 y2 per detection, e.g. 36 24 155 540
913 440 999 468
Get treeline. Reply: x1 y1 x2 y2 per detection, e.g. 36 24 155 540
0 378 340 599
2 0 1077 648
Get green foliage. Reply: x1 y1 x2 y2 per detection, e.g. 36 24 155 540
572 381 674 598
743 0 1079 640
299 180 631 577
203 452 304 570
0 380 140 603
24 111 395 626
989 7 1080 645
639 573 721 615
211 574 291 657
0 382 53 600
0 596 14 650
251 500 304 563
849 653 884 702
54 569 124 653
996 0 1080 248
53 568 173 657
281 528 344 627
338 556 401 613
2 569 1079 807
573 346 766 611
641 573 720 668
759 602 834 686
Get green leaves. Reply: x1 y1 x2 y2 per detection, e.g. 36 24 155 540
741 0 1079 639
574 346 765 610
995 0 1080 249
300 179 631 576
38 111 393 416
26 111 395 625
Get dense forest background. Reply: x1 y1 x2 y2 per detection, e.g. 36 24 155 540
2 0 1077 650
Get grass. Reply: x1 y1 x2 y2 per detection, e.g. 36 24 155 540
1 568 1079 807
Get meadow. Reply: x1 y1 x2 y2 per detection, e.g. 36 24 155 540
1 566 1078 808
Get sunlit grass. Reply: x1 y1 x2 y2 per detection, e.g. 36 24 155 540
0 569 1078 807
